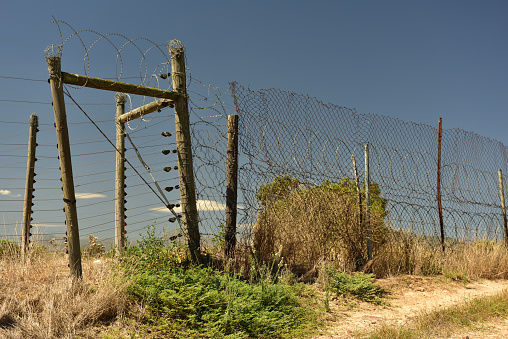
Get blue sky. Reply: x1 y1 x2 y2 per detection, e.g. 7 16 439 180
2 0 507 139
1 0 507 243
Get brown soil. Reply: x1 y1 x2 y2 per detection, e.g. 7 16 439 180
313 275 508 339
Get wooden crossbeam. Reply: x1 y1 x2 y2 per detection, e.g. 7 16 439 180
117 99 173 123
61 72 183 101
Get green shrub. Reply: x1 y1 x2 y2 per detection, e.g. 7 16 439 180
0 240 20 257
325 267 390 305
117 226 318 338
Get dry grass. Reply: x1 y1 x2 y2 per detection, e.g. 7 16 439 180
253 186 388 275
0 249 129 338
371 234 508 279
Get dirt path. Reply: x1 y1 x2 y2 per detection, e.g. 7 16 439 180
313 276 508 338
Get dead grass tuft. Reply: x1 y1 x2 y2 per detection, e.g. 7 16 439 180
0 251 130 338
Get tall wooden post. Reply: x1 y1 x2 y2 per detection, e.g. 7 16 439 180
364 144 372 260
225 115 239 258
498 170 508 243
22 113 38 260
115 93 127 252
45 45 82 278
437 118 445 252
169 40 201 262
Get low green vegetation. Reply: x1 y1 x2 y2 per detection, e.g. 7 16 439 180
325 268 390 306
116 225 320 338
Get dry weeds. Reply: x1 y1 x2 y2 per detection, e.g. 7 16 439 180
0 251 129 338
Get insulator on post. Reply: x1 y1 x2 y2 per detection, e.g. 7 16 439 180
165 187 174 192
34 158 37 161
124 215 127 219
124 184 127 188
124 200 127 203
159 73 171 79
124 208 127 211
36 129 39 132
172 149 177 153
30 217 33 221
168 204 175 209
124 192 127 196
32 195 35 198
63 208 65 212
161 132 172 137
168 217 177 223
175 185 180 189
33 180 36 184
35 143 38 147
175 203 180 208
174 166 178 170
163 167 172 172
66 250 69 254
31 203 34 206
33 173 37 176
162 150 171 155
29 233 32 237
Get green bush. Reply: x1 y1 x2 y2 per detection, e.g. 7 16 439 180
0 240 20 257
117 226 318 338
325 267 390 305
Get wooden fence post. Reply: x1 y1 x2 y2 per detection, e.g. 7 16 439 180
225 114 239 258
22 113 38 261
364 144 372 260
115 93 127 253
498 170 508 243
169 40 201 262
437 118 445 252
45 45 82 278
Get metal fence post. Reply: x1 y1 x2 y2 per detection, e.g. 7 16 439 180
364 144 372 260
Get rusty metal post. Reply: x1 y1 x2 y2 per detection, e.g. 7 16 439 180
437 118 445 252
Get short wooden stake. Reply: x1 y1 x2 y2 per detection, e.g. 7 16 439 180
498 170 508 244
115 93 127 253
364 144 372 261
225 114 239 258
170 41 201 262
45 45 82 278
22 113 38 261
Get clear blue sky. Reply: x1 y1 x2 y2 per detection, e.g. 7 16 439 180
2 0 507 139
1 0 507 243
